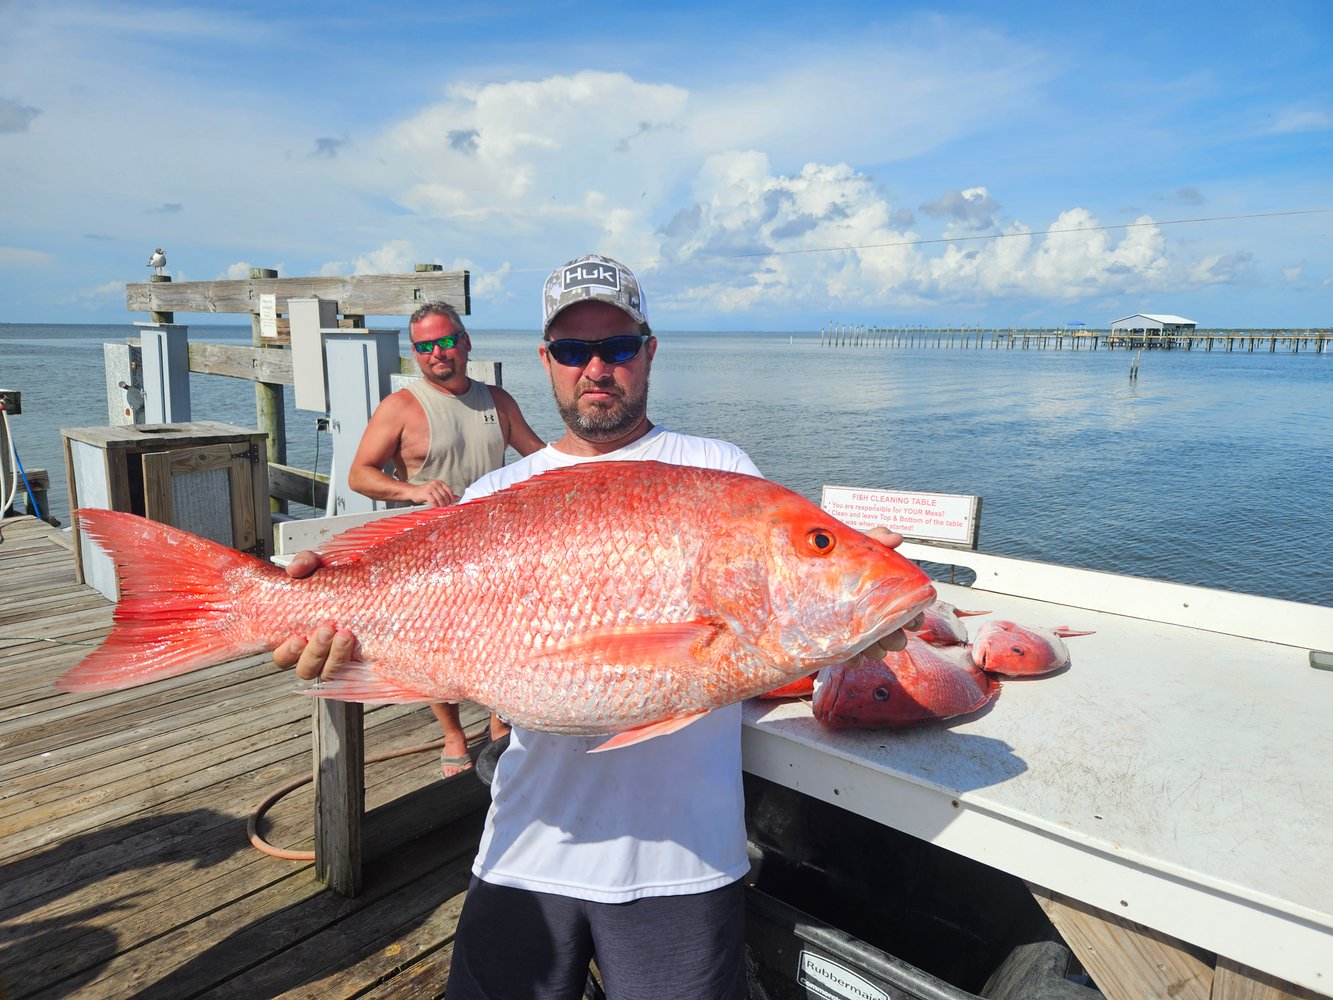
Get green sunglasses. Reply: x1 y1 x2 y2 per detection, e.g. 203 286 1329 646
412 333 464 354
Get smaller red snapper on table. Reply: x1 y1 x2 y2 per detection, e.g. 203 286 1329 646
755 598 988 700
760 601 1096 730
908 599 992 647
811 637 1000 729
56 461 937 751
970 621 1095 677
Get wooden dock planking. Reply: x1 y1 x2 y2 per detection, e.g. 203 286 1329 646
5 683 463 858
0 516 489 998
1 686 448 819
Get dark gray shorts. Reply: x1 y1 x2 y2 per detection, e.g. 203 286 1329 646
445 876 746 1000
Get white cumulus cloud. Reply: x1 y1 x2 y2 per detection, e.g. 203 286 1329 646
381 71 689 244
320 240 419 276
646 157 1182 315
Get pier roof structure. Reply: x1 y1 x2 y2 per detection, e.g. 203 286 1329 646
1110 312 1197 329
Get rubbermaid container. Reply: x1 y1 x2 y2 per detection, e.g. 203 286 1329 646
746 887 1100 1000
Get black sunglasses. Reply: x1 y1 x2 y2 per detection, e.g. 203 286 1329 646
411 333 464 354
544 334 650 367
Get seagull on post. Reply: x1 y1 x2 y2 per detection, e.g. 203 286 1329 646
148 248 167 275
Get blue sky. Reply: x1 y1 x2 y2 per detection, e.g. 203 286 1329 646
2 0 1330 330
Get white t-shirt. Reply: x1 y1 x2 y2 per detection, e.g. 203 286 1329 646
459 426 763 903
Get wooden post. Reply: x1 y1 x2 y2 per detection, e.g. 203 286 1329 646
313 700 364 896
250 268 287 513
149 274 173 324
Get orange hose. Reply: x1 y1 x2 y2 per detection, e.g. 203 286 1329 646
247 739 446 860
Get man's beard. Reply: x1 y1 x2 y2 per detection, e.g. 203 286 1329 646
554 374 650 442
424 361 457 384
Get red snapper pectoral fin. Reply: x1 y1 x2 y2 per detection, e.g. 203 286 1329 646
525 621 729 752
299 660 440 704
589 711 712 752
528 620 729 666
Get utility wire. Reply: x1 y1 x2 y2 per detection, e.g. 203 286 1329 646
691 208 1333 262
498 207 1332 273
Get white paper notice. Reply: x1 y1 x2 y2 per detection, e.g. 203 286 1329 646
820 485 980 547
259 293 278 338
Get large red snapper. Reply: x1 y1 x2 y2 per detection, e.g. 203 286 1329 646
58 461 936 750
812 637 999 729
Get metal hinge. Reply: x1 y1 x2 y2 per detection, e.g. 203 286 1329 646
246 442 263 464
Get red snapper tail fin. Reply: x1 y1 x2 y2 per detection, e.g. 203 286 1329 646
57 509 273 692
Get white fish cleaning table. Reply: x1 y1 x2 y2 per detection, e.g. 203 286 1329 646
741 543 1333 1000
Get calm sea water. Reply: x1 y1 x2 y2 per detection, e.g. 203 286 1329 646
2 323 1330 605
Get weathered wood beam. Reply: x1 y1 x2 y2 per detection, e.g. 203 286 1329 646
187 342 295 384
126 271 470 317
269 462 329 509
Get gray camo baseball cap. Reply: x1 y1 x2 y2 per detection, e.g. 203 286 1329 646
542 253 648 333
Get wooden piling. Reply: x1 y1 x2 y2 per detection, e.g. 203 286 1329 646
149 274 174 324
249 268 288 513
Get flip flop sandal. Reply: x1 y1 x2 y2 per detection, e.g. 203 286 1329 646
439 749 475 779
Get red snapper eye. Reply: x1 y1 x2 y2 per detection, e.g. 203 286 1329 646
806 528 836 555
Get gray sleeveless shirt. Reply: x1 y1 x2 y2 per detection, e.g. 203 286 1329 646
400 378 505 497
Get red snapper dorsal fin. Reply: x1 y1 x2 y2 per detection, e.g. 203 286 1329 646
315 506 457 566
312 461 674 567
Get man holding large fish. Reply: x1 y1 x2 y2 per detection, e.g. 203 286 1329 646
264 254 933 999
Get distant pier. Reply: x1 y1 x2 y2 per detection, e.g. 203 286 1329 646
819 324 1332 352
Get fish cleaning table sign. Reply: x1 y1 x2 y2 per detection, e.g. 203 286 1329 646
821 485 981 549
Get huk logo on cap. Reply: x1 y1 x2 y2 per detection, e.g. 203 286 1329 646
543 252 648 331
562 262 620 293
